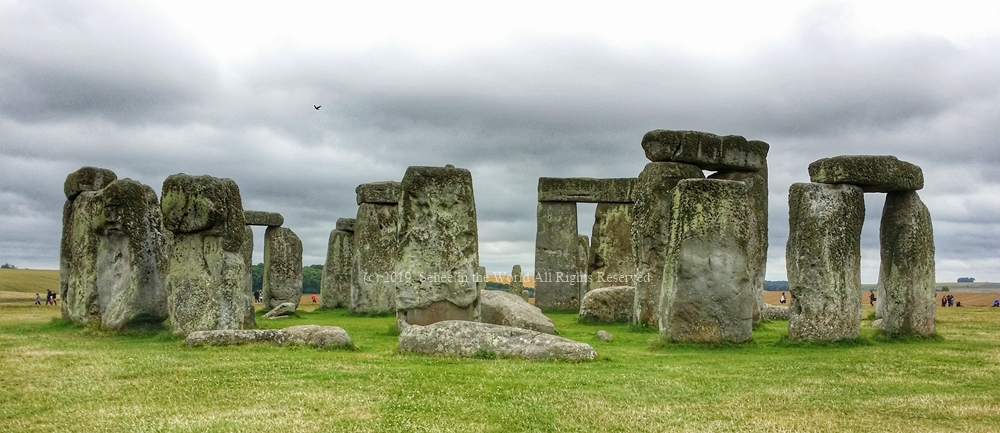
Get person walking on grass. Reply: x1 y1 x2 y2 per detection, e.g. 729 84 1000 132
34 293 41 305
311 293 317 304
869 291 876 306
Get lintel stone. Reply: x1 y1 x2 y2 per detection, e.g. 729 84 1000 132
244 210 284 227
808 155 923 192
641 130 767 172
537 177 635 203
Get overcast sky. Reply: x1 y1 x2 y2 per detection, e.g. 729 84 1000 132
2 1 999 283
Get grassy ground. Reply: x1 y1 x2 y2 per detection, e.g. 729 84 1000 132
2 299 999 432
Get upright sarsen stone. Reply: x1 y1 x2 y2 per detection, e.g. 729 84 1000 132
534 202 580 310
161 174 253 335
239 225 255 327
395 166 480 325
63 166 118 201
588 203 635 290
630 162 703 327
659 179 753 343
262 227 303 312
786 183 865 341
92 179 169 330
509 264 525 298
64 191 103 324
877 191 936 336
61 166 117 321
321 218 354 309
352 185 400 314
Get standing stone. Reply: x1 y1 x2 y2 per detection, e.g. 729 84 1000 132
588 203 636 289
352 182 401 314
395 166 480 325
321 218 354 309
262 227 303 313
709 145 769 323
61 167 117 321
509 265 525 298
239 226 256 326
577 234 590 299
534 202 581 310
630 162 703 327
92 179 170 330
877 191 936 336
161 174 253 335
659 179 753 343
64 191 103 324
786 183 865 341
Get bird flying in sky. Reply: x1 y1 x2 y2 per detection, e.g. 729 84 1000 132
314 105 321 110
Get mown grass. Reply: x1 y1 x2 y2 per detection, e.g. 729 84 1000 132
1 303 999 432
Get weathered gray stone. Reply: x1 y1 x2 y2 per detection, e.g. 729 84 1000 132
394 166 480 325
263 301 296 319
509 265 525 297
588 203 636 289
351 203 398 314
480 290 555 334
320 227 353 309
63 191 102 324
877 191 936 336
92 179 170 331
709 152 769 323
786 182 865 341
577 234 590 297
335 217 355 232
398 320 596 361
808 155 924 192
64 166 117 200
263 227 302 313
596 330 613 341
534 202 581 310
185 325 352 349
537 177 636 203
659 179 753 343
244 210 284 227
161 173 252 335
239 226 256 327
641 130 767 172
761 304 790 321
356 181 401 205
630 162 704 327
580 286 634 324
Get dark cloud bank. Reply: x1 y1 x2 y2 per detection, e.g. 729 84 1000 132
3 1 999 282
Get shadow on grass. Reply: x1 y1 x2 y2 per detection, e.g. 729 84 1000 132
773 335 875 348
650 339 758 351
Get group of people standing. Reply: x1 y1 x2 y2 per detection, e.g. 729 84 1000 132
33 290 57 306
941 294 960 308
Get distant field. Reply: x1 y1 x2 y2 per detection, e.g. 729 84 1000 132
0 269 59 297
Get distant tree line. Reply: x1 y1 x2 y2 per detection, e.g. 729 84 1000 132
764 280 789 291
251 263 323 294
1 263 16 269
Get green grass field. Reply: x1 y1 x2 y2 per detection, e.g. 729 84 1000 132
2 300 999 432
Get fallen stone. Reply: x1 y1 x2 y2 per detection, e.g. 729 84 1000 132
659 179 753 343
537 177 635 203
641 130 767 172
244 210 284 227
760 304 790 321
394 166 480 325
588 203 636 289
320 226 353 309
596 330 613 341
877 191 936 336
398 320 596 361
580 286 634 324
185 326 352 349
263 227 303 312
630 162 704 327
356 181 401 205
871 319 884 329
534 202 581 310
263 301 297 319
808 155 924 192
786 182 865 341
480 290 555 334
64 166 117 200
282 325 353 349
351 202 398 314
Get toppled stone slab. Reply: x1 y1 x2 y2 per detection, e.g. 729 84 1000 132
480 290 555 334
580 286 634 324
244 210 284 227
394 166 480 325
398 320 596 361
537 177 636 203
877 191 936 336
263 301 296 319
808 155 924 192
596 330 613 341
641 130 767 172
534 202 581 310
588 203 636 289
630 162 704 327
356 181 401 205
761 304 790 321
335 217 355 232
263 227 302 313
321 225 353 309
659 179 753 343
786 182 865 341
64 166 117 200
185 325 352 349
